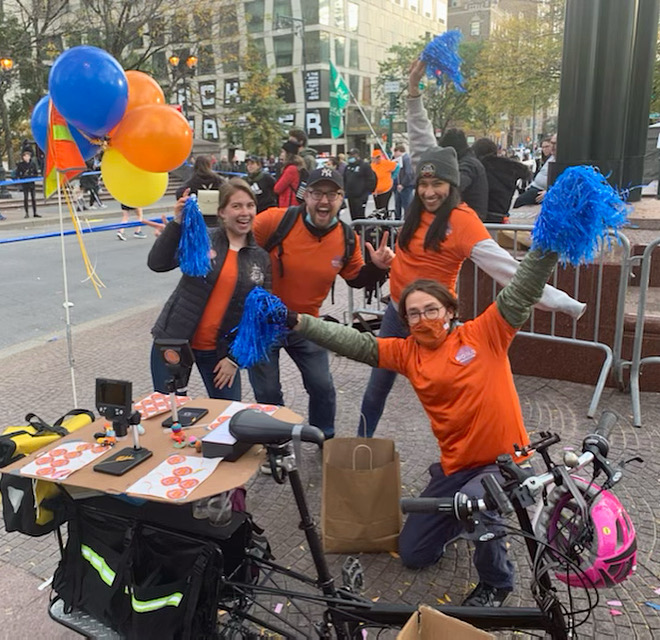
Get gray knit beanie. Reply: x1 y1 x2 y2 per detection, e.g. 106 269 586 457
415 147 460 187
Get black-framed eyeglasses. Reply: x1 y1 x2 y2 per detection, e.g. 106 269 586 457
308 190 341 203
406 307 443 325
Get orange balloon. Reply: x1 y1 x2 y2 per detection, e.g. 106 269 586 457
125 70 165 111
108 71 165 137
110 104 193 173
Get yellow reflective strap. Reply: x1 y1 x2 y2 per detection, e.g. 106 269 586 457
52 124 74 142
130 590 184 613
81 544 116 586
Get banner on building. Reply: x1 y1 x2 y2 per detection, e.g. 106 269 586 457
329 61 350 139
199 81 216 108
224 79 240 105
305 70 321 102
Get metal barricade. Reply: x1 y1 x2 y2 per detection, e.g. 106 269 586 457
345 218 633 419
620 237 660 427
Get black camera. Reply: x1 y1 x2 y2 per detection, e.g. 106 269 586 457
96 378 133 437
154 338 195 393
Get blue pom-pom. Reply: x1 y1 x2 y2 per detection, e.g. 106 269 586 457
531 165 631 265
178 194 211 277
420 31 466 93
230 287 289 368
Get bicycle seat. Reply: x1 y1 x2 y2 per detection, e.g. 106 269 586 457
229 409 324 446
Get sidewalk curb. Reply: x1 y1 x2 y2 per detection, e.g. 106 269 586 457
0 203 174 233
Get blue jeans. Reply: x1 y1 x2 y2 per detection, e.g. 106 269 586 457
247 331 336 437
394 186 414 219
150 343 278 403
399 463 514 589
358 302 409 437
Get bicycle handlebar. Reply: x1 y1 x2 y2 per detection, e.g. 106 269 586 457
594 410 618 440
400 497 456 514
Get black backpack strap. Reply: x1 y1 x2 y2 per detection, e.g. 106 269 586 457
24 413 69 438
339 220 357 267
181 545 214 640
263 206 303 278
54 409 96 427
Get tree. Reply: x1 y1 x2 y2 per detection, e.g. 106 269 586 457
376 36 483 136
469 1 565 144
222 42 288 156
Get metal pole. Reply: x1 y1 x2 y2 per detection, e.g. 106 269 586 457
298 20 307 131
388 92 395 154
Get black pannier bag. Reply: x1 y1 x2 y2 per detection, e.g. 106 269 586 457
52 496 264 640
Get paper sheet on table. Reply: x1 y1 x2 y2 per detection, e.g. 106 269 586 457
126 454 221 501
205 401 280 444
134 392 191 420
20 440 109 480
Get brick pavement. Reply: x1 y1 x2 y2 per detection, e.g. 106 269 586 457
1 278 660 638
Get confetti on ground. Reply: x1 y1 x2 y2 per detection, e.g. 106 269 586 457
654 587 660 596
362 630 368 639
607 600 622 607
436 598 445 605
371 596 380 602
274 603 283 614
610 609 623 616
644 601 660 611
444 593 452 602
389 551 400 559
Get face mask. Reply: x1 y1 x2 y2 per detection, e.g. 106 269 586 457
348 157 357 164
410 318 450 349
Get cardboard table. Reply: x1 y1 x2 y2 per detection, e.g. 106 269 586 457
3 397 302 503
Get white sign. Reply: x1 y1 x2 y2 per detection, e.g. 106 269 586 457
200 81 216 108
384 80 400 94
203 117 218 141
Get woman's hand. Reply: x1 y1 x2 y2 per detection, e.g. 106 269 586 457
408 59 425 97
213 357 238 389
173 188 191 223
366 231 395 270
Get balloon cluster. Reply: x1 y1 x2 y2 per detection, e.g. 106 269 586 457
30 46 193 208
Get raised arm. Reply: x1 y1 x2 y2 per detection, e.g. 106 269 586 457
471 239 586 319
407 60 437 170
496 249 559 328
295 314 379 367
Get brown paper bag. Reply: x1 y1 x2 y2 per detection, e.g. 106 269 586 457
321 437 402 553
397 605 494 640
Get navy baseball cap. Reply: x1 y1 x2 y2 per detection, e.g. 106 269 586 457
306 167 344 190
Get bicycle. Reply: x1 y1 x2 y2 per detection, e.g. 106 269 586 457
211 409 638 639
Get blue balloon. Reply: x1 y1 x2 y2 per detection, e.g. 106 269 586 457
30 94 99 160
49 46 128 138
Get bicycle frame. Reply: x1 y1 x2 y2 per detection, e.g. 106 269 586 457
220 444 570 639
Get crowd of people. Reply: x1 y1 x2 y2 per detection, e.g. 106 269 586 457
145 62 576 611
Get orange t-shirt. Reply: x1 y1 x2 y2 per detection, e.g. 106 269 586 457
377 303 529 475
253 208 364 316
389 204 491 303
371 158 397 194
191 249 239 350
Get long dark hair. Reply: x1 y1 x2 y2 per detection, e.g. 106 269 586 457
397 185 461 253
193 155 217 180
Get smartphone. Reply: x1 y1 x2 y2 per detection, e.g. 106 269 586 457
162 407 209 428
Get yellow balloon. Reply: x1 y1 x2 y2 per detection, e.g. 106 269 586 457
101 147 168 208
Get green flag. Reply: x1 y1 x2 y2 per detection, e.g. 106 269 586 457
329 61 350 139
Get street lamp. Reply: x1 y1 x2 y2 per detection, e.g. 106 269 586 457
0 56 16 172
275 14 307 130
168 54 198 120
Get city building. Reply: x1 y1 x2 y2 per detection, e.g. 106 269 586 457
3 0 449 158
448 0 539 41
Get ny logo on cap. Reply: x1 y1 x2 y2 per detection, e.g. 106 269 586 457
419 163 436 178
321 167 333 178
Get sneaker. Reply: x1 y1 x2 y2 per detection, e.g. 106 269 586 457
33 213 42 218
462 582 512 608
89 204 98 210
133 230 147 239
117 231 127 241
100 203 108 209
260 462 272 475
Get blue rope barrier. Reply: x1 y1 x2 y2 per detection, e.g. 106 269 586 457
0 216 172 245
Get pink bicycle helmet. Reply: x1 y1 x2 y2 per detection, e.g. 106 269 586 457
535 476 636 588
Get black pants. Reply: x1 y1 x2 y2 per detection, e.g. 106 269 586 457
513 186 541 208
374 190 392 210
347 195 369 220
22 185 37 216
